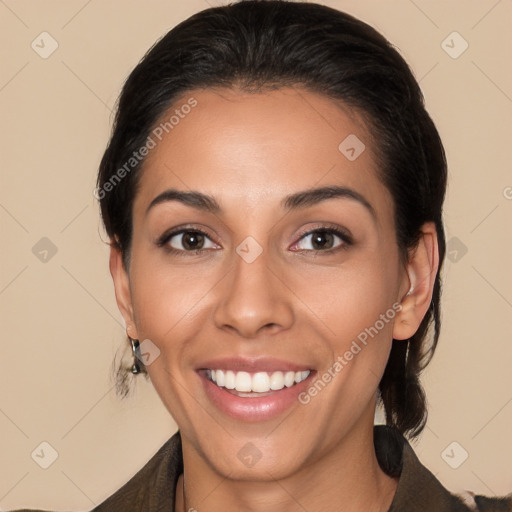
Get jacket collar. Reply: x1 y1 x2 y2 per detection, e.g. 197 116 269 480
146 425 483 511
374 425 472 511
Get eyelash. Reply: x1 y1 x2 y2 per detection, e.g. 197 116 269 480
156 224 353 257
293 224 353 254
156 226 218 257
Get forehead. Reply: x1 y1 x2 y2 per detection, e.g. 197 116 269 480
134 87 391 218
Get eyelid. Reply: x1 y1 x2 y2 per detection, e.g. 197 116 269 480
291 223 354 248
156 222 353 254
156 224 219 248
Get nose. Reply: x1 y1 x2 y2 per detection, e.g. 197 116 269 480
213 246 295 338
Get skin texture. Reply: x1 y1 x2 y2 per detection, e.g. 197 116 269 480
110 87 439 512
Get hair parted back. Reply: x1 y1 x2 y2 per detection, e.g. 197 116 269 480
98 0 447 439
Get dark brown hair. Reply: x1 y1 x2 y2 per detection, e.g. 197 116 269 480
97 0 447 439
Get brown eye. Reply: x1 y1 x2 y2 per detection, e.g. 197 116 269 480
160 229 220 253
294 228 350 252
177 231 205 250
309 231 336 250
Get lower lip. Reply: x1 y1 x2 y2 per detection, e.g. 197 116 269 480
198 370 316 422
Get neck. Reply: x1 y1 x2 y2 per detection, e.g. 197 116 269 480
175 413 397 512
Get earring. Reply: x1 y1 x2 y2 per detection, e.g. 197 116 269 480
130 337 142 374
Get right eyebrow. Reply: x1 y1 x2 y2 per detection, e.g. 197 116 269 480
146 189 221 216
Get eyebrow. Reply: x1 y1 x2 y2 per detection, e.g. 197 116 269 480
146 185 376 218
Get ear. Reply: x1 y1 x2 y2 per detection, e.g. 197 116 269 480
393 222 439 341
109 243 139 339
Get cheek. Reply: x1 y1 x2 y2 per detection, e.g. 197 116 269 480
130 266 210 341
294 249 400 395
301 268 400 418
293 251 400 342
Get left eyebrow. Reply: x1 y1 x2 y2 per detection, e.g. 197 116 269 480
146 185 376 219
281 185 376 219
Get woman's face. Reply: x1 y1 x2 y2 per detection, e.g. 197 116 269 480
114 87 413 480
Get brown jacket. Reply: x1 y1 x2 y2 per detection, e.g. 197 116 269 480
12 426 512 511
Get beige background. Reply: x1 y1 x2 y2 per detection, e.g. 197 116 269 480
1 0 511 510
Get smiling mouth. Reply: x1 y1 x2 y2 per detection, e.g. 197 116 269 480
204 368 311 396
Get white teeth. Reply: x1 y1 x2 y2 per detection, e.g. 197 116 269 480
235 371 252 392
207 369 311 393
225 370 236 389
284 371 295 387
269 372 284 390
251 372 270 392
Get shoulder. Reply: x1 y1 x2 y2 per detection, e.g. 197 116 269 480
10 432 183 512
9 432 183 512
92 430 183 511
374 425 512 512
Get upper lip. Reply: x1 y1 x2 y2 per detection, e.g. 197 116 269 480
195 356 313 373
